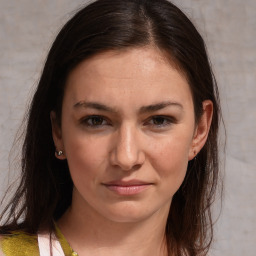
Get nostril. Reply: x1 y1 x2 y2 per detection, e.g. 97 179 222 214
111 152 145 171
120 164 140 172
133 164 142 171
121 163 142 172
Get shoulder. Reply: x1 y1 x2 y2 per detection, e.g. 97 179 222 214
0 232 39 256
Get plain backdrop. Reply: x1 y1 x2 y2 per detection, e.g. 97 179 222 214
0 0 255 255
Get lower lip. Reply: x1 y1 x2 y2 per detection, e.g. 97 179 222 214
104 184 151 195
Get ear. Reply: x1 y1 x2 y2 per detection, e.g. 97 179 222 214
50 111 66 160
188 100 213 160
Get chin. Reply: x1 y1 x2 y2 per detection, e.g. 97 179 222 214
100 201 169 224
104 212 152 223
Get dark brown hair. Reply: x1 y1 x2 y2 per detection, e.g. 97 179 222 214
0 0 222 255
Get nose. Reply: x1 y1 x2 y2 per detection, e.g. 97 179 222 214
110 124 145 171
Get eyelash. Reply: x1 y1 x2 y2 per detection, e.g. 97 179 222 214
144 116 177 128
80 115 176 129
81 115 111 128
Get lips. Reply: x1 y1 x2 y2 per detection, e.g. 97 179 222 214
102 180 153 195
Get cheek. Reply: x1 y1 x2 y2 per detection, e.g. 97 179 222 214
149 135 191 189
63 133 109 181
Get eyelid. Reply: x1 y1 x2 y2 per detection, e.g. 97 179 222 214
144 115 177 127
80 115 112 127
79 114 177 129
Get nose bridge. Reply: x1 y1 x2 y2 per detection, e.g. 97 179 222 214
111 123 143 170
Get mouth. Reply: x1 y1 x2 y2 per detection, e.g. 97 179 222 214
102 180 153 196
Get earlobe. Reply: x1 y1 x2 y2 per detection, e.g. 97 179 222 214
188 100 213 160
50 111 66 160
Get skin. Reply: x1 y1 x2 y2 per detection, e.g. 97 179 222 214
52 47 213 256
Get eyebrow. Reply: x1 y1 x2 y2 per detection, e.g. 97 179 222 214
139 101 183 114
73 100 183 113
73 101 117 113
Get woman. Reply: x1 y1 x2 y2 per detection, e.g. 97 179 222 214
0 0 221 255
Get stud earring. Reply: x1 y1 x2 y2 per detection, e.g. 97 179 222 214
194 150 197 160
55 150 63 156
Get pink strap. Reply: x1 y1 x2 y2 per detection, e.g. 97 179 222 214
38 232 65 256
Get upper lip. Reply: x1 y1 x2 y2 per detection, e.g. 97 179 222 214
102 179 153 186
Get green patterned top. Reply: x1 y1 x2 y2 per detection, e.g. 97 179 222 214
0 225 78 256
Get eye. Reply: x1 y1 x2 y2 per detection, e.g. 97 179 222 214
145 116 176 128
81 115 109 127
151 116 168 126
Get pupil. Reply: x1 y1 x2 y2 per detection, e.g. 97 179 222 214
153 117 164 125
92 117 103 125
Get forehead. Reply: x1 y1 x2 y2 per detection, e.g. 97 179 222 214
64 47 193 109
67 47 180 81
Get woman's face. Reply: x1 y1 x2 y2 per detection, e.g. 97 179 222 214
52 47 211 223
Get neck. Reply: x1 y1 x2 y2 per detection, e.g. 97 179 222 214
58 193 170 256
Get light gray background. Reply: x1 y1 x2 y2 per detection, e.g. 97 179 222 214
0 0 255 255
